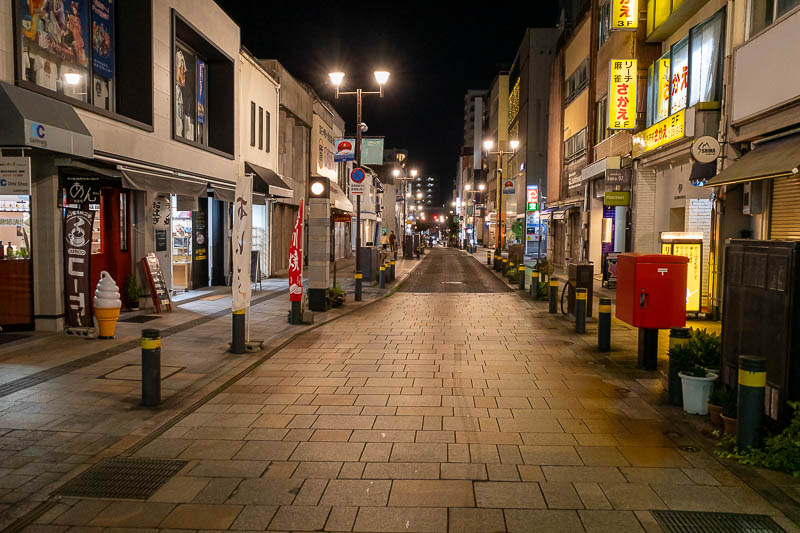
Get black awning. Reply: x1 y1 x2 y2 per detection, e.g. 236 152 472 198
0 81 92 157
245 161 292 198
705 134 800 187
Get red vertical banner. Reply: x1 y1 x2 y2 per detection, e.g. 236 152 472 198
289 199 304 302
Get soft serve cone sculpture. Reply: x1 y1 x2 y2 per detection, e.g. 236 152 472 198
94 271 122 339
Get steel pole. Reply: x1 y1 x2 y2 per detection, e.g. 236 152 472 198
355 89 363 301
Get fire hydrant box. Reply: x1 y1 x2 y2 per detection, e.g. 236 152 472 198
615 253 689 329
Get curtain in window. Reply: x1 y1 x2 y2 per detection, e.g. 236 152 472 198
670 37 689 114
689 12 724 106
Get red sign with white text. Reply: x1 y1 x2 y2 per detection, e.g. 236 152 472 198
288 199 304 302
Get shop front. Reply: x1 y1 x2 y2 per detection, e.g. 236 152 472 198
0 191 32 330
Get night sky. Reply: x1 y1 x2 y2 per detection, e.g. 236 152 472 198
217 1 561 204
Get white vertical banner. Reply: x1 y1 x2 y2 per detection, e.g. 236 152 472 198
232 175 253 312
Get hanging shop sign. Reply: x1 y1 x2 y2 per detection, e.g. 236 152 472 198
605 168 632 191
232 175 253 311
64 175 100 204
332 213 352 223
632 109 687 157
64 209 94 328
334 138 356 162
361 137 385 165
691 135 721 164
526 184 539 211
288 199 304 302
608 59 637 130
0 157 31 195
502 179 515 195
313 115 337 179
604 191 631 206
141 252 172 313
611 0 638 29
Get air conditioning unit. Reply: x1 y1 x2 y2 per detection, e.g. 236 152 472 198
742 181 763 215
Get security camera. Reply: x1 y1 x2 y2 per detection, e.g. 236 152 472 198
793 166 799 175
360 122 368 133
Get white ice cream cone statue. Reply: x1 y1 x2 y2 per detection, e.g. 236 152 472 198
94 271 122 339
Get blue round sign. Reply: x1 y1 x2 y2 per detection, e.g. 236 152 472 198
350 168 366 183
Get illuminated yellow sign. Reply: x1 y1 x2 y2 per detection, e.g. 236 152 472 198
657 57 671 121
633 109 686 157
608 59 637 130
612 0 639 29
662 238 702 313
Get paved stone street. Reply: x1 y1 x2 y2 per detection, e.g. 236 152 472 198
4 248 800 532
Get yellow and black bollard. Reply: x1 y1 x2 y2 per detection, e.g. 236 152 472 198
598 297 612 352
575 288 587 333
518 265 526 291
390 260 396 281
494 253 500 271
530 270 539 298
379 263 386 288
549 277 559 313
502 258 508 275
141 328 161 406
232 309 246 354
354 272 363 302
487 250 492 265
737 355 766 448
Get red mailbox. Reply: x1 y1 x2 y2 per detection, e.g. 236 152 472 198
616 253 689 329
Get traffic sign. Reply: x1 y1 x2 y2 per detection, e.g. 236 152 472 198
350 167 366 183
350 182 364 195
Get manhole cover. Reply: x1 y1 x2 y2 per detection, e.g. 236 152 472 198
651 510 786 532
119 315 161 324
678 445 701 453
55 458 187 500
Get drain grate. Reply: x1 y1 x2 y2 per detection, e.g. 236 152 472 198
55 458 187 500
652 510 786 533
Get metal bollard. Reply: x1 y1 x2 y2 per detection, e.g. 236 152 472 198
737 355 766 448
494 254 500 271
549 277 559 313
141 328 161 406
530 270 539 298
379 264 386 288
667 328 691 405
355 272 363 301
415 247 420 259
231 309 246 354
598 297 612 352
487 250 492 265
502 258 508 275
575 288 587 333
390 260 396 281
518 265 526 291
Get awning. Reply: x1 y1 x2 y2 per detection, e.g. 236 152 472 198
330 182 354 214
0 81 93 157
245 161 292 198
705 135 800 187
120 167 208 197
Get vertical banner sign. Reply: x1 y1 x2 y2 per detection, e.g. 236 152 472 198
361 138 385 165
657 57 671 121
64 209 95 327
288 200 304 302
197 59 206 126
151 196 171 230
612 0 638 29
526 185 539 211
232 176 253 312
608 59 637 129
91 0 114 78
191 210 208 288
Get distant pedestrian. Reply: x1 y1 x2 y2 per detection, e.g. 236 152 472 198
389 231 396 252
380 231 390 250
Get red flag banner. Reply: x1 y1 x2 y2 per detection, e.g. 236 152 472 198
289 199 304 302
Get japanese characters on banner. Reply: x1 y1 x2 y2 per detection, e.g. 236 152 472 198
288 200 304 302
608 59 637 130
151 196 171 230
232 175 253 312
657 57 671 122
611 0 638 30
64 209 95 328
632 109 686 157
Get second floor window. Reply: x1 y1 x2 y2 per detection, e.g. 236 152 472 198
175 42 207 144
565 128 588 163
595 98 611 145
565 59 590 104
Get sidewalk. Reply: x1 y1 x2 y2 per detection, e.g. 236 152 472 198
0 257 421 528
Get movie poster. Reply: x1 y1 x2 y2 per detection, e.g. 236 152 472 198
91 0 113 79
20 0 90 76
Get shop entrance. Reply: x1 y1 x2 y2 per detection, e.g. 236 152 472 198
89 188 132 303
0 195 33 330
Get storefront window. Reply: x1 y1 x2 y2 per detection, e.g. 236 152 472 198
690 11 724 107
18 0 115 109
119 192 128 252
174 42 207 144
0 195 33 328
90 202 101 254
171 203 192 290
670 37 689 114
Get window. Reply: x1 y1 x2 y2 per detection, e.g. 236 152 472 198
175 41 206 143
258 106 264 150
689 11 724 106
565 59 590 104
595 97 611 144
564 128 588 163
250 102 256 147
599 1 611 48
750 0 800 35
669 37 689 114
120 192 128 252
265 111 271 152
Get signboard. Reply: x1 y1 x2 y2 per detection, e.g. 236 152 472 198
151 196 171 230
662 239 702 313
332 213 351 223
502 179 515 195
232 175 253 312
691 136 721 164
313 115 337 179
288 199 304 302
605 168 632 190
334 138 355 162
633 109 686 157
604 191 631 206
526 211 540 242
350 183 364 195
155 229 168 252
64 209 94 327
361 137 385 165
656 57 671 121
0 157 31 195
526 184 539 211
64 175 100 204
611 0 638 29
608 59 637 129
142 253 172 313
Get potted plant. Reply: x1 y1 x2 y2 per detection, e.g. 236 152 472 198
689 328 722 373
708 386 734 427
667 343 695 406
721 393 738 436
327 284 346 308
125 274 142 310
674 339 718 415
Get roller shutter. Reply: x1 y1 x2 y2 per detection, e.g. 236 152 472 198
770 178 800 240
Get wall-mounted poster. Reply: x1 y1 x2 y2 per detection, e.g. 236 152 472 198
90 0 113 78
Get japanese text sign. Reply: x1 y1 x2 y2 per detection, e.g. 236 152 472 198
64 209 94 328
526 185 539 211
608 59 637 130
612 0 638 29
288 199 304 302
633 109 686 157
232 175 253 312
334 138 355 162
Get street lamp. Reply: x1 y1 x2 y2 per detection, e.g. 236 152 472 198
328 69 390 301
393 166 418 258
485 138 519 254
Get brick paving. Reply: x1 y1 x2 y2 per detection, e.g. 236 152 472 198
4 248 800 531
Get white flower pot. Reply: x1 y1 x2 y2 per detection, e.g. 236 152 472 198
679 372 718 415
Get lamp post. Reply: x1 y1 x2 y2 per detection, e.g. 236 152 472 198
329 70 390 301
484 139 519 255
393 167 417 258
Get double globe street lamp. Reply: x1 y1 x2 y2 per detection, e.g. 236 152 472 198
392 168 417 258
484 139 519 256
328 70 390 301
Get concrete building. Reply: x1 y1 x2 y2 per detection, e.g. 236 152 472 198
464 90 488 148
486 72 510 249
0 0 241 331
